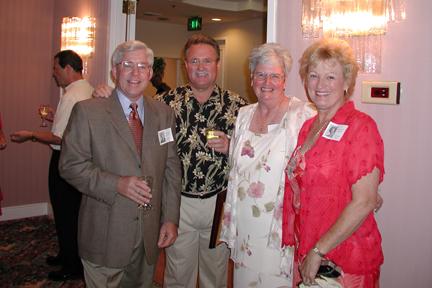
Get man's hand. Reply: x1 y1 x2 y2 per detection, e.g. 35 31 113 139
10 130 32 143
38 106 55 122
117 176 152 206
207 130 230 154
92 84 114 98
158 222 178 248
0 133 7 150
374 193 383 212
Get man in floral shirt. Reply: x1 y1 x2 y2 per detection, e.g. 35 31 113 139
156 34 247 288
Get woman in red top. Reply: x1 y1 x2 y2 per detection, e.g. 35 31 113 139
283 38 384 287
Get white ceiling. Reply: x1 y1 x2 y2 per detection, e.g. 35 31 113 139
137 0 267 25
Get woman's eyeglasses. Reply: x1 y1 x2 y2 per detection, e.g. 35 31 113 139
253 72 285 84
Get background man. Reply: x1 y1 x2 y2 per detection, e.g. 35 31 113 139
59 40 181 287
10 50 93 281
157 34 247 288
151 57 171 95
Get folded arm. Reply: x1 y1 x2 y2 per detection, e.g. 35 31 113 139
300 167 380 285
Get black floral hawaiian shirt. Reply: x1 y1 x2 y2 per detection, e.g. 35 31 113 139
156 84 247 198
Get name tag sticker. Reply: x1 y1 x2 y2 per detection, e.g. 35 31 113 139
322 121 348 141
158 128 174 145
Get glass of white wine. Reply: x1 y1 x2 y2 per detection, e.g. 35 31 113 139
139 175 153 210
38 105 50 127
206 129 219 157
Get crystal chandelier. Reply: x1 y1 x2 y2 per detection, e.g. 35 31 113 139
61 16 96 73
301 0 406 73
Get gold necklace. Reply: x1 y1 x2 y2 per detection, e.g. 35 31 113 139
300 119 330 154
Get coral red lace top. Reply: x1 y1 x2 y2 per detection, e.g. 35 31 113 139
282 101 384 274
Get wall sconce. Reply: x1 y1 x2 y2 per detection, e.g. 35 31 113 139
302 0 406 73
61 16 96 73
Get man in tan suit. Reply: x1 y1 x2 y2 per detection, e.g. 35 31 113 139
59 40 181 287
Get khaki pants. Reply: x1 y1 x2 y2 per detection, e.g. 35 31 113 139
164 195 229 288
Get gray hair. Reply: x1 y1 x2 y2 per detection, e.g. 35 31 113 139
111 40 154 68
249 43 293 77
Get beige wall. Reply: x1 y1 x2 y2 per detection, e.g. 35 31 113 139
136 18 266 102
203 19 266 102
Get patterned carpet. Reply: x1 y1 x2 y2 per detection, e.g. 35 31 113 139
0 216 84 288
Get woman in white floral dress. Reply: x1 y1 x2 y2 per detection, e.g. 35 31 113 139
220 43 315 287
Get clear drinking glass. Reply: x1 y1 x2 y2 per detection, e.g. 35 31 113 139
206 129 219 157
39 105 50 127
139 175 153 210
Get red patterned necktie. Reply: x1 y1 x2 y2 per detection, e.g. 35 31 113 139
128 103 143 156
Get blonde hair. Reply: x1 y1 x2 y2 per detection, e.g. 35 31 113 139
299 38 359 98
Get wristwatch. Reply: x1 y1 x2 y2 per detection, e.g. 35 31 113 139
312 246 325 258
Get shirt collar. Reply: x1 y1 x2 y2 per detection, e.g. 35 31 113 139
116 88 144 122
64 79 85 92
185 84 219 103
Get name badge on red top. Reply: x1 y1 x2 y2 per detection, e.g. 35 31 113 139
322 121 348 141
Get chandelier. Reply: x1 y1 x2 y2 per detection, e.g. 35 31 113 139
301 0 406 73
61 16 96 73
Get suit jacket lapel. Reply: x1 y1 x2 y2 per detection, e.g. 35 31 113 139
107 91 141 162
141 95 158 165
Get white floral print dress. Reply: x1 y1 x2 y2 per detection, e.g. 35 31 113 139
220 97 315 287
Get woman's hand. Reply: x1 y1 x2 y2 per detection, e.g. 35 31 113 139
92 84 114 98
300 250 322 286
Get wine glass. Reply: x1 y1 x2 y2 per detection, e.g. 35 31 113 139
39 105 50 127
139 175 153 210
206 128 219 157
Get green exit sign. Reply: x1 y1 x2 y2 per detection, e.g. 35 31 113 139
188 16 202 31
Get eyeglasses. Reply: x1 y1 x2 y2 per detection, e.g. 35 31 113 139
187 58 216 66
119 61 151 73
253 72 285 84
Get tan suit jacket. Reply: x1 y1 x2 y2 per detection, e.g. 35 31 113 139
59 91 181 268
